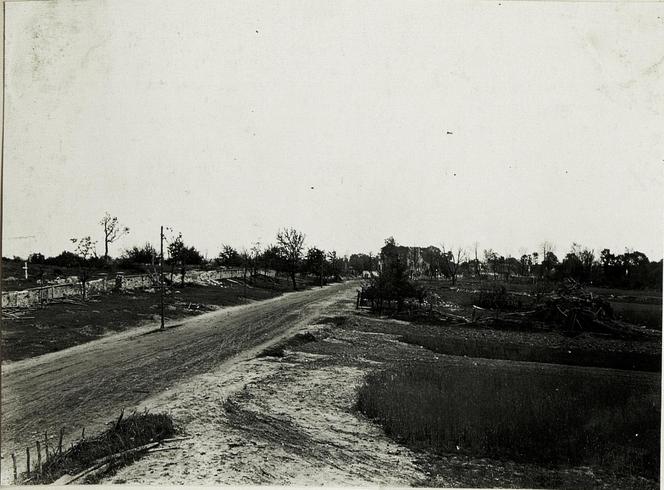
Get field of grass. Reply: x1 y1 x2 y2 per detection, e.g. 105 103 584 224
357 360 660 481
1 277 319 362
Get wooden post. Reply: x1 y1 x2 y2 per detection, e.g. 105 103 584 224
81 427 85 439
160 226 165 330
58 428 64 455
26 446 31 478
11 452 17 483
44 431 50 460
36 441 42 472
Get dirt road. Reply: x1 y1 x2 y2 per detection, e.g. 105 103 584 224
0 281 356 483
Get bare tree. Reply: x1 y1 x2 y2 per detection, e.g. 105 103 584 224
276 227 306 290
473 241 480 278
100 212 130 260
441 244 467 286
540 241 556 279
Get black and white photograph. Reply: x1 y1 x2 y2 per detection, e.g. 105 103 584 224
1 0 663 487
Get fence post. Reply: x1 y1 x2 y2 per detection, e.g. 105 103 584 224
26 447 31 478
11 453 17 483
44 431 50 460
36 441 42 472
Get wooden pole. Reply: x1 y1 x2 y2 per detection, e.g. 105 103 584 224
26 446 31 478
36 441 42 472
160 226 165 330
81 427 85 439
44 431 50 460
58 427 64 455
11 452 17 483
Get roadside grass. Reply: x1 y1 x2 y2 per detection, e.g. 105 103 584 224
356 361 660 481
25 411 176 484
400 332 661 372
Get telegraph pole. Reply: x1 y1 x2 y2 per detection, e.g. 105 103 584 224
160 226 165 330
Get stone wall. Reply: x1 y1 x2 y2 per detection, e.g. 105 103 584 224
1 268 275 308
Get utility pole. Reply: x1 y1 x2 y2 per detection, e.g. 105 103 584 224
160 226 165 330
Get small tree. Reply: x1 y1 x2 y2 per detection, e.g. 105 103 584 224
120 243 157 269
276 228 306 290
217 244 243 267
441 245 466 286
305 247 326 286
70 236 98 299
100 213 130 261
166 233 203 287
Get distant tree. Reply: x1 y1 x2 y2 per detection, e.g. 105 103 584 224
483 249 499 277
539 242 556 279
100 213 130 260
305 247 326 286
372 237 420 312
541 251 559 279
120 243 157 266
349 253 378 276
276 228 306 290
28 252 46 264
217 244 243 268
519 254 533 276
260 244 286 274
472 242 481 278
44 251 80 268
166 233 203 286
70 236 98 299
328 250 342 279
441 245 466 286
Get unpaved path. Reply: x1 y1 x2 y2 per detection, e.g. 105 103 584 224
0 281 356 484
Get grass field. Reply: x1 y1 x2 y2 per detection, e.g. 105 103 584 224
357 360 660 481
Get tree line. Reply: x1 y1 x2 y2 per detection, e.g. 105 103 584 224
4 212 661 292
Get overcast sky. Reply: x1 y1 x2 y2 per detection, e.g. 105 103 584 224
3 0 663 261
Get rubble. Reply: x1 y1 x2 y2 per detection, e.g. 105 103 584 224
478 279 660 340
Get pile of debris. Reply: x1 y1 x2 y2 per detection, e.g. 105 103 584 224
480 279 658 339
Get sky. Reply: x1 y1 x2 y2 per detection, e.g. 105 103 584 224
3 0 664 261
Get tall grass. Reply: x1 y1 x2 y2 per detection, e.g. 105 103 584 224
357 362 660 480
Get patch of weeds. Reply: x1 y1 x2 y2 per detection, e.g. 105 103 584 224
25 411 176 484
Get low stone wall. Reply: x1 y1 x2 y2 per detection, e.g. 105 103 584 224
2 268 277 308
